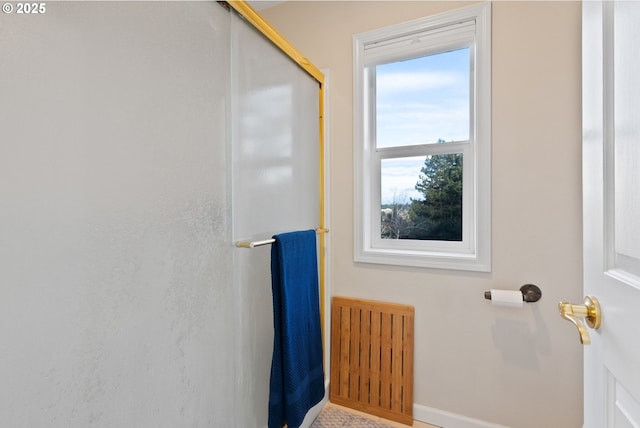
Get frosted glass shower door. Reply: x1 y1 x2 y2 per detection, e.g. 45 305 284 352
230 10 321 428
232 28 320 239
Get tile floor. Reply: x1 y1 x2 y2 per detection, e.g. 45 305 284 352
326 403 441 428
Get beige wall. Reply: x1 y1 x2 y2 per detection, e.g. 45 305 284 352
263 2 583 427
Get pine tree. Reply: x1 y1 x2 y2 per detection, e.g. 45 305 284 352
408 148 463 241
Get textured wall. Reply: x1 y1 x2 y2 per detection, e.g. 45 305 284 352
0 3 235 426
262 2 584 427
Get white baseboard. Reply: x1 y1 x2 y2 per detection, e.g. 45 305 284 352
413 403 510 428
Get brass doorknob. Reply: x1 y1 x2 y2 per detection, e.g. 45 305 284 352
558 296 601 345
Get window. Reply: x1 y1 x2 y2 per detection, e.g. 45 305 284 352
354 3 491 271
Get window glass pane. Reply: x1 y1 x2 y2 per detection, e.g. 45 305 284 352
375 48 470 148
381 153 463 241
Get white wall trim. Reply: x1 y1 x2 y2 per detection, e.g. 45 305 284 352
414 403 510 428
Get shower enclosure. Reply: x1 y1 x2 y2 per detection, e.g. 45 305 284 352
0 2 325 427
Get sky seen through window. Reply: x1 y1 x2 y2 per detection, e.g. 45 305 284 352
377 48 470 204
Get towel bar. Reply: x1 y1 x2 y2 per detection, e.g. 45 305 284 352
235 228 329 248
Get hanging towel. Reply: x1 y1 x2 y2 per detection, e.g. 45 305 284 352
268 230 324 428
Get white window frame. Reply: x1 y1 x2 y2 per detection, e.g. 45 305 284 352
353 3 491 271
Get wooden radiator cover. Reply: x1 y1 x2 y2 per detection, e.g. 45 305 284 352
330 297 414 425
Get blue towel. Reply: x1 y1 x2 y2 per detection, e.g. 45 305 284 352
268 230 325 428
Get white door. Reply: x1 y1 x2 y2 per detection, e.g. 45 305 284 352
571 1 640 427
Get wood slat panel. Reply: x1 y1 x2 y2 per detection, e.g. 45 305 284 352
391 314 404 412
402 312 414 414
379 311 392 410
369 309 381 407
359 308 371 404
339 306 351 397
330 297 414 425
330 304 342 398
349 308 361 400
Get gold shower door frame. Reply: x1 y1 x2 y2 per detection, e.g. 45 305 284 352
226 1 328 344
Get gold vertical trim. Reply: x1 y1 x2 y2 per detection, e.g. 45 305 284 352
318 84 326 348
226 1 327 349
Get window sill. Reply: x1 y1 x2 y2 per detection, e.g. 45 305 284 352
355 246 491 272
